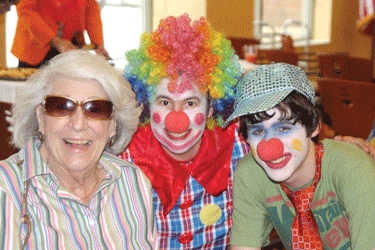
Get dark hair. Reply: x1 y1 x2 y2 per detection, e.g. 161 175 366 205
240 90 321 140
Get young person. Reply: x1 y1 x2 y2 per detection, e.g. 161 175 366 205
226 63 375 250
119 14 250 249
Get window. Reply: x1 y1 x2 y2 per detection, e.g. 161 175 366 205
5 5 17 68
96 0 151 68
5 0 151 69
253 0 331 48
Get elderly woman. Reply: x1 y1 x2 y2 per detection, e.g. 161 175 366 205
0 50 158 249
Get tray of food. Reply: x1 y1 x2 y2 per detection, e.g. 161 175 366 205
0 68 38 81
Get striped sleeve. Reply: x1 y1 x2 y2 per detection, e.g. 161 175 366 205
0 160 23 249
0 187 22 249
136 167 159 249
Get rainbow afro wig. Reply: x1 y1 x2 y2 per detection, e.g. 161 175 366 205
124 13 243 129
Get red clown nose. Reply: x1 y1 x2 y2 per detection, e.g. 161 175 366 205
165 111 190 133
256 138 284 162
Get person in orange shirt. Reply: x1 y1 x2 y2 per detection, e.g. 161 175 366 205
11 0 109 68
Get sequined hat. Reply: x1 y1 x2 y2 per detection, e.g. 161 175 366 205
225 63 315 125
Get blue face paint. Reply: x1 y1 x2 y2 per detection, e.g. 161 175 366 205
246 108 315 188
247 120 299 141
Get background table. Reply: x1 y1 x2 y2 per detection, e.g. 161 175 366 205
0 79 29 103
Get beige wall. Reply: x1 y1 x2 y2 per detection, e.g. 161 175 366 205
153 0 206 30
207 0 373 59
206 0 253 38
312 0 372 59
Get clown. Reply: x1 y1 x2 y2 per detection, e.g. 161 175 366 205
246 107 318 187
227 63 375 250
120 14 249 249
150 77 212 160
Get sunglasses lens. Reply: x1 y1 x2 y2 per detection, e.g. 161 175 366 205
44 96 75 117
44 96 114 120
83 100 113 120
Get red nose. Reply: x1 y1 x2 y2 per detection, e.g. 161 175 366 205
256 138 284 162
165 111 190 133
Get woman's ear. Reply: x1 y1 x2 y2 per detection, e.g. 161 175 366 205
36 104 45 134
109 118 117 138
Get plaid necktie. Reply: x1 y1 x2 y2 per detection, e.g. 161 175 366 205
280 143 324 250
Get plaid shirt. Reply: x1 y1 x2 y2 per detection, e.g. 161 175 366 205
122 125 249 249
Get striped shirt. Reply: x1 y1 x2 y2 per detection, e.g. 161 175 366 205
122 124 250 249
0 137 158 249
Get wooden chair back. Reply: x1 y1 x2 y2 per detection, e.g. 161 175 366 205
318 53 373 83
226 36 260 59
317 78 375 139
0 102 18 160
255 49 299 66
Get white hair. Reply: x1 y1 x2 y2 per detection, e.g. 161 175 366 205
8 50 142 154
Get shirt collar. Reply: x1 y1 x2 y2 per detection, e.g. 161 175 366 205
19 136 135 182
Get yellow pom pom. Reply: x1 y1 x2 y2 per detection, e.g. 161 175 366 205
199 204 222 226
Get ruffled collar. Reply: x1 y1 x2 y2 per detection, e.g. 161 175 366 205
127 124 236 215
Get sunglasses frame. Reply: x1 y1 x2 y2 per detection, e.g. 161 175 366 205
43 95 115 120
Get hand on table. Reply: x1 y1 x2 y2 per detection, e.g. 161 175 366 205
95 44 111 60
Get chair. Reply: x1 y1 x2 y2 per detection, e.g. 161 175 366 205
317 53 373 83
255 49 299 66
317 78 375 139
226 36 260 59
0 102 18 160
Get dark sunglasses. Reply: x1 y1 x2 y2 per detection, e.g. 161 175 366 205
43 95 114 120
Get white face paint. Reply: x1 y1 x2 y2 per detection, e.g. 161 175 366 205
247 108 316 186
150 77 211 159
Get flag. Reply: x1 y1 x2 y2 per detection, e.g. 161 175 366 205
358 0 375 35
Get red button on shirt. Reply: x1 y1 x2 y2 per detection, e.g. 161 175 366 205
178 232 193 244
179 200 194 209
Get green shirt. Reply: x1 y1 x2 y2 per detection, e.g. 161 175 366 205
231 139 375 250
